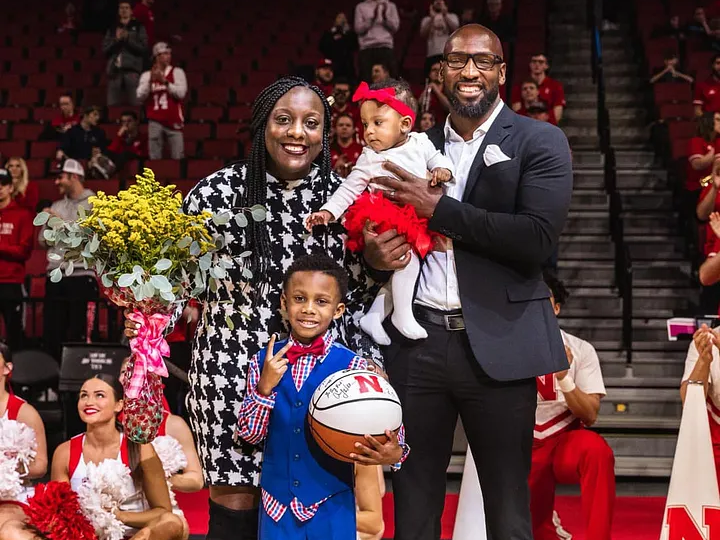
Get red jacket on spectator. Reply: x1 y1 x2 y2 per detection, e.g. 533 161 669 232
51 112 82 132
694 78 720 114
14 182 40 213
331 140 363 170
511 76 566 123
133 2 155 45
108 132 149 159
0 200 34 284
687 137 720 192
166 299 199 342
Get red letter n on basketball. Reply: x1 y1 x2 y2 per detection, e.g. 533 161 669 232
665 506 720 539
355 374 383 394
536 375 557 401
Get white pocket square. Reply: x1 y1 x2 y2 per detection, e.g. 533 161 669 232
483 144 511 167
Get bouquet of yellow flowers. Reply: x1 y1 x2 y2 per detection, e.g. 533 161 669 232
35 168 265 443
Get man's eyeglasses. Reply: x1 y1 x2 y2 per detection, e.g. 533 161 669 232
443 53 503 71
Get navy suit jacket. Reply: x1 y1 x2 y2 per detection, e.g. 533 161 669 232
423 105 573 381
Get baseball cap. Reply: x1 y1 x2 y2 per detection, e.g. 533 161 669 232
153 42 171 58
53 159 85 177
527 101 548 114
0 168 10 186
317 58 333 69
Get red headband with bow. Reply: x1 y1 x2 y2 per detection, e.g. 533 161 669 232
352 82 417 124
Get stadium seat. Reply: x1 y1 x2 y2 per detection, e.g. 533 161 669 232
0 75 22 89
9 60 41 75
172 179 199 197
25 159 47 178
190 106 224 123
99 123 117 141
0 141 27 157
62 46 92 60
28 47 58 61
216 123 241 139
30 142 58 159
196 87 230 105
0 48 23 63
44 87 74 107
27 73 59 89
35 179 59 202
184 123 213 141
0 108 30 122
44 58 75 75
668 121 696 141
85 179 120 196
671 138 690 161
653 83 692 105
0 125 8 140
184 140 198 158
212 72 244 88
144 159 181 180
33 108 59 123
659 102 695 121
202 140 237 159
7 88 40 106
187 159 223 180
13 123 45 141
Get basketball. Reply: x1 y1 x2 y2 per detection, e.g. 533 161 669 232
308 369 403 463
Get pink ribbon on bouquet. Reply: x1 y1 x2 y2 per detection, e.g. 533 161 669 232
125 311 171 399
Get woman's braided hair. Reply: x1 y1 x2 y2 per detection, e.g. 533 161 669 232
244 76 333 293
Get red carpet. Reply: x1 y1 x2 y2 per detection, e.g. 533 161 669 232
177 490 666 539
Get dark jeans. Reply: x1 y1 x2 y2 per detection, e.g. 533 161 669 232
43 274 98 362
0 283 24 351
384 313 536 540
358 46 397 83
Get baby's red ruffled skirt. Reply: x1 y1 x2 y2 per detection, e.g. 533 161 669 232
343 191 435 258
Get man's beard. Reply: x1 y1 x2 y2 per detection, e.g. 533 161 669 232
445 83 499 118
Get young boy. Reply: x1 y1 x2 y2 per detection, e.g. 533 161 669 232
236 254 407 540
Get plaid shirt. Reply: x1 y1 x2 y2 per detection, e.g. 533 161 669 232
236 331 409 523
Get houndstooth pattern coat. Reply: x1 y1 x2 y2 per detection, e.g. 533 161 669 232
182 162 383 486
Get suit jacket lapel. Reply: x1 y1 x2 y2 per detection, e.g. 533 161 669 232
462 105 514 202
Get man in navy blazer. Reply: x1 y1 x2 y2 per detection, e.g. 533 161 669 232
361 24 573 540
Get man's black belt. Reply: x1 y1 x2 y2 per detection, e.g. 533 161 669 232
413 304 465 331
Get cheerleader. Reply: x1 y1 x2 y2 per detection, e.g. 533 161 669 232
0 343 48 503
50 374 186 540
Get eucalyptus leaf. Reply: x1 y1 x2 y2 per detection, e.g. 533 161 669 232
239 250 252 258
101 274 114 288
48 216 64 228
212 212 231 226
212 266 227 279
142 281 156 298
33 212 50 226
234 214 248 228
215 236 226 249
189 241 201 256
42 229 55 242
49 268 62 283
80 250 92 259
241 267 253 280
78 205 86 219
48 252 63 261
160 239 173 254
132 284 145 302
150 275 172 292
250 205 267 222
199 255 211 272
225 315 235 331
96 218 106 231
219 259 233 269
209 278 219 293
117 273 136 287
209 267 218 279
154 258 172 272
70 236 83 248
66 260 74 276
95 260 106 274
160 290 175 302
89 234 100 253
132 265 144 276
177 236 192 249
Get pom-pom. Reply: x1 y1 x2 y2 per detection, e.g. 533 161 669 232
151 435 187 478
0 457 22 501
25 481 98 540
0 417 38 477
76 459 134 540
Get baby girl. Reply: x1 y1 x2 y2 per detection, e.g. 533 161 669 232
306 79 454 344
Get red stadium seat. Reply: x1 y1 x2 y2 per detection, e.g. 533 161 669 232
30 141 58 159
25 159 47 178
186 71 206 88
9 60 41 75
196 87 230 105
202 140 237 159
0 125 8 140
62 46 91 60
653 83 692 105
183 123 212 141
44 58 75 75
35 179 59 203
7 88 40 106
187 159 223 180
82 87 107 107
44 87 75 107
668 121 696 142
212 72 244 88
76 33 101 48
0 75 22 89
216 123 241 139
190 106 224 123
171 179 198 197
659 102 695 121
85 179 120 196
184 140 198 158
0 48 23 62
27 73 59 89
28 47 58 61
0 141 27 158
144 159 181 180
12 123 44 141
33 108 59 122
0 108 30 122
43 33 74 48
10 35 42 48
671 138 690 160
99 123 118 141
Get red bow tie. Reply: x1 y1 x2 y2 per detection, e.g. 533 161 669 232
286 336 326 365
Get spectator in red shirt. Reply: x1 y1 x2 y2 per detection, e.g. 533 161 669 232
695 114 720 254
418 61 450 125
107 110 148 162
331 113 364 178
0 168 33 351
330 78 362 140
516 80 557 124
5 157 40 213
51 92 82 136
511 53 566 124
419 111 436 132
133 0 155 46
315 58 335 97
694 53 720 117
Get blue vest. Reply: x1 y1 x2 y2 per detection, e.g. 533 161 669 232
259 339 355 507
